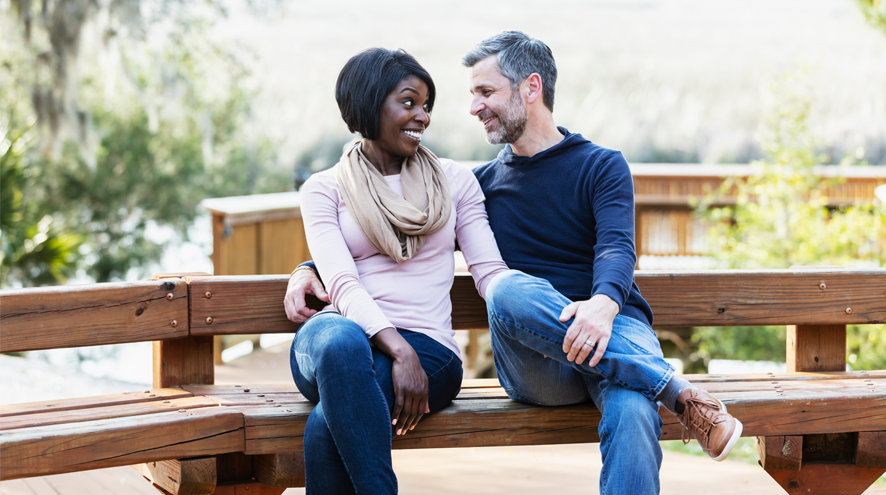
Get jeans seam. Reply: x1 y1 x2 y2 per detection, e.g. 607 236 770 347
425 351 457 379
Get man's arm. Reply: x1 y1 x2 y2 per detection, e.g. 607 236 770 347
560 151 638 367
283 261 328 323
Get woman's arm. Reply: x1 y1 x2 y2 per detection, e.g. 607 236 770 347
370 329 429 435
451 162 509 299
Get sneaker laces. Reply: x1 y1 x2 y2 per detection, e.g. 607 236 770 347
679 394 721 445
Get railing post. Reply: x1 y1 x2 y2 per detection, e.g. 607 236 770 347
151 273 214 389
757 320 886 493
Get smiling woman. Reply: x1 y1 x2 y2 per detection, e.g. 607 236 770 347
282 48 510 494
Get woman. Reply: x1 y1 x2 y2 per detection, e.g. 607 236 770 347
284 48 508 494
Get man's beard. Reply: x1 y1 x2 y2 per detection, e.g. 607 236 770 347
485 89 528 145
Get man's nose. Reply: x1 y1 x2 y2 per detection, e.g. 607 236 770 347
469 97 483 116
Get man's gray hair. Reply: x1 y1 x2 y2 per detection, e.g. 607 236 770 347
462 31 557 112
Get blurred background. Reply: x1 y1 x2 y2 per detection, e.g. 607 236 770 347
2 0 886 490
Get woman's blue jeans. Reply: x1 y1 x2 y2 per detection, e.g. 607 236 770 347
290 312 463 495
486 270 673 495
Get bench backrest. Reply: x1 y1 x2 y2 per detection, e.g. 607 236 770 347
3 269 883 353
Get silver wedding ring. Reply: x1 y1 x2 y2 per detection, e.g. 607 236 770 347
584 338 596 348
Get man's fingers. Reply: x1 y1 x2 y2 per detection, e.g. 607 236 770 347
588 336 610 368
569 328 593 362
559 302 578 322
310 281 330 302
575 336 595 365
562 319 582 355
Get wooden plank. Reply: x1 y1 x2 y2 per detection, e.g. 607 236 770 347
132 457 216 495
154 336 215 388
856 431 886 467
0 407 244 480
214 483 286 495
252 452 305 488
188 276 302 336
233 382 886 455
1 396 218 431
0 280 188 353
765 465 886 495
0 389 192 418
756 435 802 471
183 270 886 335
636 269 886 327
787 324 847 372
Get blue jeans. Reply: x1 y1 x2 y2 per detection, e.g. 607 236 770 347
290 312 463 495
486 271 673 495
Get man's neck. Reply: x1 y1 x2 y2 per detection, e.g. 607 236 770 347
509 119 564 158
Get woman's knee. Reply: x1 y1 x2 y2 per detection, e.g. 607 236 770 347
297 314 371 369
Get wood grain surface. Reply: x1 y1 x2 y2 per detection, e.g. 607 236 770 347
184 269 886 335
0 407 244 480
132 457 216 495
153 336 215 388
0 280 189 353
0 389 191 417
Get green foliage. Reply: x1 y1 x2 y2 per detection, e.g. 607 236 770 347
1 2 290 286
857 0 886 34
692 72 886 370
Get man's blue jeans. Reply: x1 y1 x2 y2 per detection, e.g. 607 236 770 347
291 312 463 495
486 270 673 495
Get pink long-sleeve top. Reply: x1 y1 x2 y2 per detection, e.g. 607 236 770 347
300 158 508 358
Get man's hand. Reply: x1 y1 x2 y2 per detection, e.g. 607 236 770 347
559 294 620 367
283 268 329 323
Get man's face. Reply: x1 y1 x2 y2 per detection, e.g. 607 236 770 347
469 56 528 145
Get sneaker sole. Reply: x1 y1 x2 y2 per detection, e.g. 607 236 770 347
712 418 743 462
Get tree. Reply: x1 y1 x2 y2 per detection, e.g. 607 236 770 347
691 71 886 371
1 1 289 287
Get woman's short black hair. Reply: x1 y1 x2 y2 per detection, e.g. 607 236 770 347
335 48 436 140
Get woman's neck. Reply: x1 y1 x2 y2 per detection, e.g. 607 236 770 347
361 140 403 176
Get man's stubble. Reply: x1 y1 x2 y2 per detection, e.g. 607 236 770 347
486 88 528 145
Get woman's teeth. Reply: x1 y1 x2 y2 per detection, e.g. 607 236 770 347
403 130 422 141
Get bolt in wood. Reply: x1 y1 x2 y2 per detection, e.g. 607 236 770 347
170 320 177 328
166 293 174 301
819 281 826 290
205 291 212 299
205 317 213 325
846 307 852 314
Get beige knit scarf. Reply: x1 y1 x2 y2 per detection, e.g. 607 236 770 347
334 142 451 263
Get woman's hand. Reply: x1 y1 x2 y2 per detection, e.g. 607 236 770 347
370 328 429 436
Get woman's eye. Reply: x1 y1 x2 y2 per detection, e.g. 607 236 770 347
404 99 413 107
422 103 430 112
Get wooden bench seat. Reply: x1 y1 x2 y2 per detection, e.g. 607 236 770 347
4 372 885 481
3 269 885 494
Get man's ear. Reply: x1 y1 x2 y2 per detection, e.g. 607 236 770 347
524 73 543 105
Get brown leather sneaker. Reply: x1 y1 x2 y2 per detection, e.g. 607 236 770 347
677 388 743 462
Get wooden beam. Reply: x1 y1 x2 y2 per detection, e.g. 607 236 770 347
786 325 847 373
0 407 244 480
183 270 886 336
765 465 886 495
0 279 188 353
252 452 305 488
857 431 886 467
153 336 215 388
756 436 802 471
0 389 191 418
132 457 216 495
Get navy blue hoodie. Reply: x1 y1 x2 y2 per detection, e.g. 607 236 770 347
474 127 653 326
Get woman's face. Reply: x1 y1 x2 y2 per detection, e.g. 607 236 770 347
374 76 431 158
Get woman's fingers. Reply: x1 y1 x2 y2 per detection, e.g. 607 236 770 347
396 394 415 435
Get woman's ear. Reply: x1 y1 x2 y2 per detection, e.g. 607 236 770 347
524 73 543 105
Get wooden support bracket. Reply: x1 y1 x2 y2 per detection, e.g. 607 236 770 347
132 457 216 495
252 452 305 488
756 436 802 471
857 431 886 467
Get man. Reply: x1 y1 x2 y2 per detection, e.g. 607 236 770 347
285 31 741 494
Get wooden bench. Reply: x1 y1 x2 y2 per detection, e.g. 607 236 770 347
2 269 886 494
